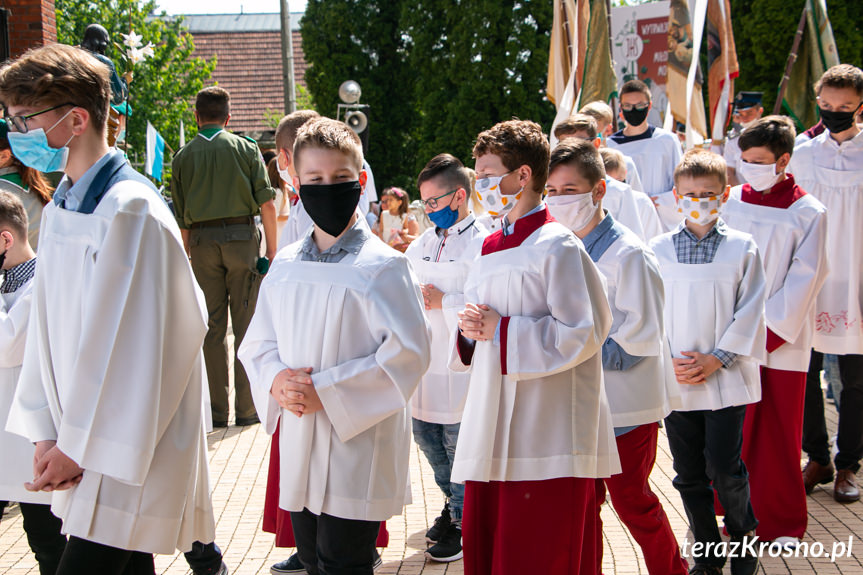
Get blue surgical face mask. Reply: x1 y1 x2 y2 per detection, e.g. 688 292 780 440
116 129 126 144
7 109 75 173
428 204 459 229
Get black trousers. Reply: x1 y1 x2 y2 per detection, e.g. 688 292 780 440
665 406 758 568
803 350 863 472
291 508 381 575
56 537 155 575
0 501 67 575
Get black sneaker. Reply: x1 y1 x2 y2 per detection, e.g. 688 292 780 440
730 532 760 575
689 565 722 575
426 524 462 562
270 554 305 575
425 502 451 543
270 550 382 574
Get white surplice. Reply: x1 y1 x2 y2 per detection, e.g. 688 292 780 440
789 131 863 354
239 234 431 522
723 186 828 371
603 176 647 241
608 127 683 231
405 214 488 424
450 209 620 483
6 184 215 554
0 278 50 506
623 154 644 193
594 225 681 427
650 227 767 411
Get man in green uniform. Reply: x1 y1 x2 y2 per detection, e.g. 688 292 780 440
172 86 276 427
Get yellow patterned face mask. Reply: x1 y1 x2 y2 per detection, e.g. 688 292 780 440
475 171 519 217
676 194 722 225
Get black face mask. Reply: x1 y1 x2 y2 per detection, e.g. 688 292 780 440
299 180 362 237
818 105 861 134
622 106 649 127
0 250 6 271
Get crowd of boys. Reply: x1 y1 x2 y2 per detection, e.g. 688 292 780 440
0 41 861 575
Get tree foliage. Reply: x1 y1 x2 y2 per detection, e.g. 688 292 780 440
301 0 555 194
55 0 215 161
730 0 863 113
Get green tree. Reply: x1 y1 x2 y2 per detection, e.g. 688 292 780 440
301 0 417 191
56 0 215 161
300 0 555 194
730 0 863 114
403 0 555 178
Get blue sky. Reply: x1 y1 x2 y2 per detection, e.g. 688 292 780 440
157 0 306 15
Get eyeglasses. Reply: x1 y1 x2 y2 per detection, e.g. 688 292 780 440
3 103 75 133
420 189 459 210
620 102 649 112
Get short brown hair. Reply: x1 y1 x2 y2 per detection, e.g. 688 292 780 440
599 148 626 175
417 153 471 192
579 101 614 126
0 190 29 240
815 64 863 98
549 139 606 188
738 115 796 159
674 149 727 188
195 86 230 123
472 120 550 194
554 114 598 140
620 79 652 102
275 109 320 152
293 117 363 173
0 43 111 133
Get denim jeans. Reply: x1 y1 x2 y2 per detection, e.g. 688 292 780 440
412 418 464 522
665 406 757 568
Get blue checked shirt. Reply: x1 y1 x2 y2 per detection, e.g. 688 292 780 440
0 257 36 294
671 218 737 368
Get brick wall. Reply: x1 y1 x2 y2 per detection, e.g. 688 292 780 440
6 0 56 57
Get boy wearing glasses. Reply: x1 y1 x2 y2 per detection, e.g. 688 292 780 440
650 150 766 575
608 80 683 231
1 44 215 573
404 154 488 563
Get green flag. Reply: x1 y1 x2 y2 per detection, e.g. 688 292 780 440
781 0 840 131
577 0 618 109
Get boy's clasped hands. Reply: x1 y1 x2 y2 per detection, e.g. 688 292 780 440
672 351 722 385
458 303 501 342
271 367 323 418
25 440 83 492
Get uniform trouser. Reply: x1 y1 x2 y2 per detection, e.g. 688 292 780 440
0 501 67 575
190 224 261 423
741 367 808 540
665 406 758 568
596 423 688 575
803 350 863 472
56 537 154 575
411 418 464 522
291 508 381 575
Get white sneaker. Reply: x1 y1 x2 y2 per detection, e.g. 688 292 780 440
773 536 800 549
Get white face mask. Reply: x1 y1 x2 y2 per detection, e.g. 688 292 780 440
475 171 520 217
546 193 597 233
277 152 292 184
739 119 758 131
676 194 723 226
737 161 779 192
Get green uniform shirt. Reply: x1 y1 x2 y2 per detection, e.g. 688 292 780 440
171 124 275 229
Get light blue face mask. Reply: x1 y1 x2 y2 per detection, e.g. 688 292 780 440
7 109 75 173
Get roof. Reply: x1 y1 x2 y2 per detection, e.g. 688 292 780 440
182 12 303 33
190 28 307 137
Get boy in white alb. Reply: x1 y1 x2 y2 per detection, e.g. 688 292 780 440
791 64 863 504
608 80 683 231
0 191 67 574
554 114 655 241
651 150 766 575
238 118 431 575
722 116 828 545
545 140 687 575
453 120 618 575
580 100 645 193
1 44 215 573
404 153 488 563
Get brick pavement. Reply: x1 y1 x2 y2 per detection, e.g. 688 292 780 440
2 386 861 574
